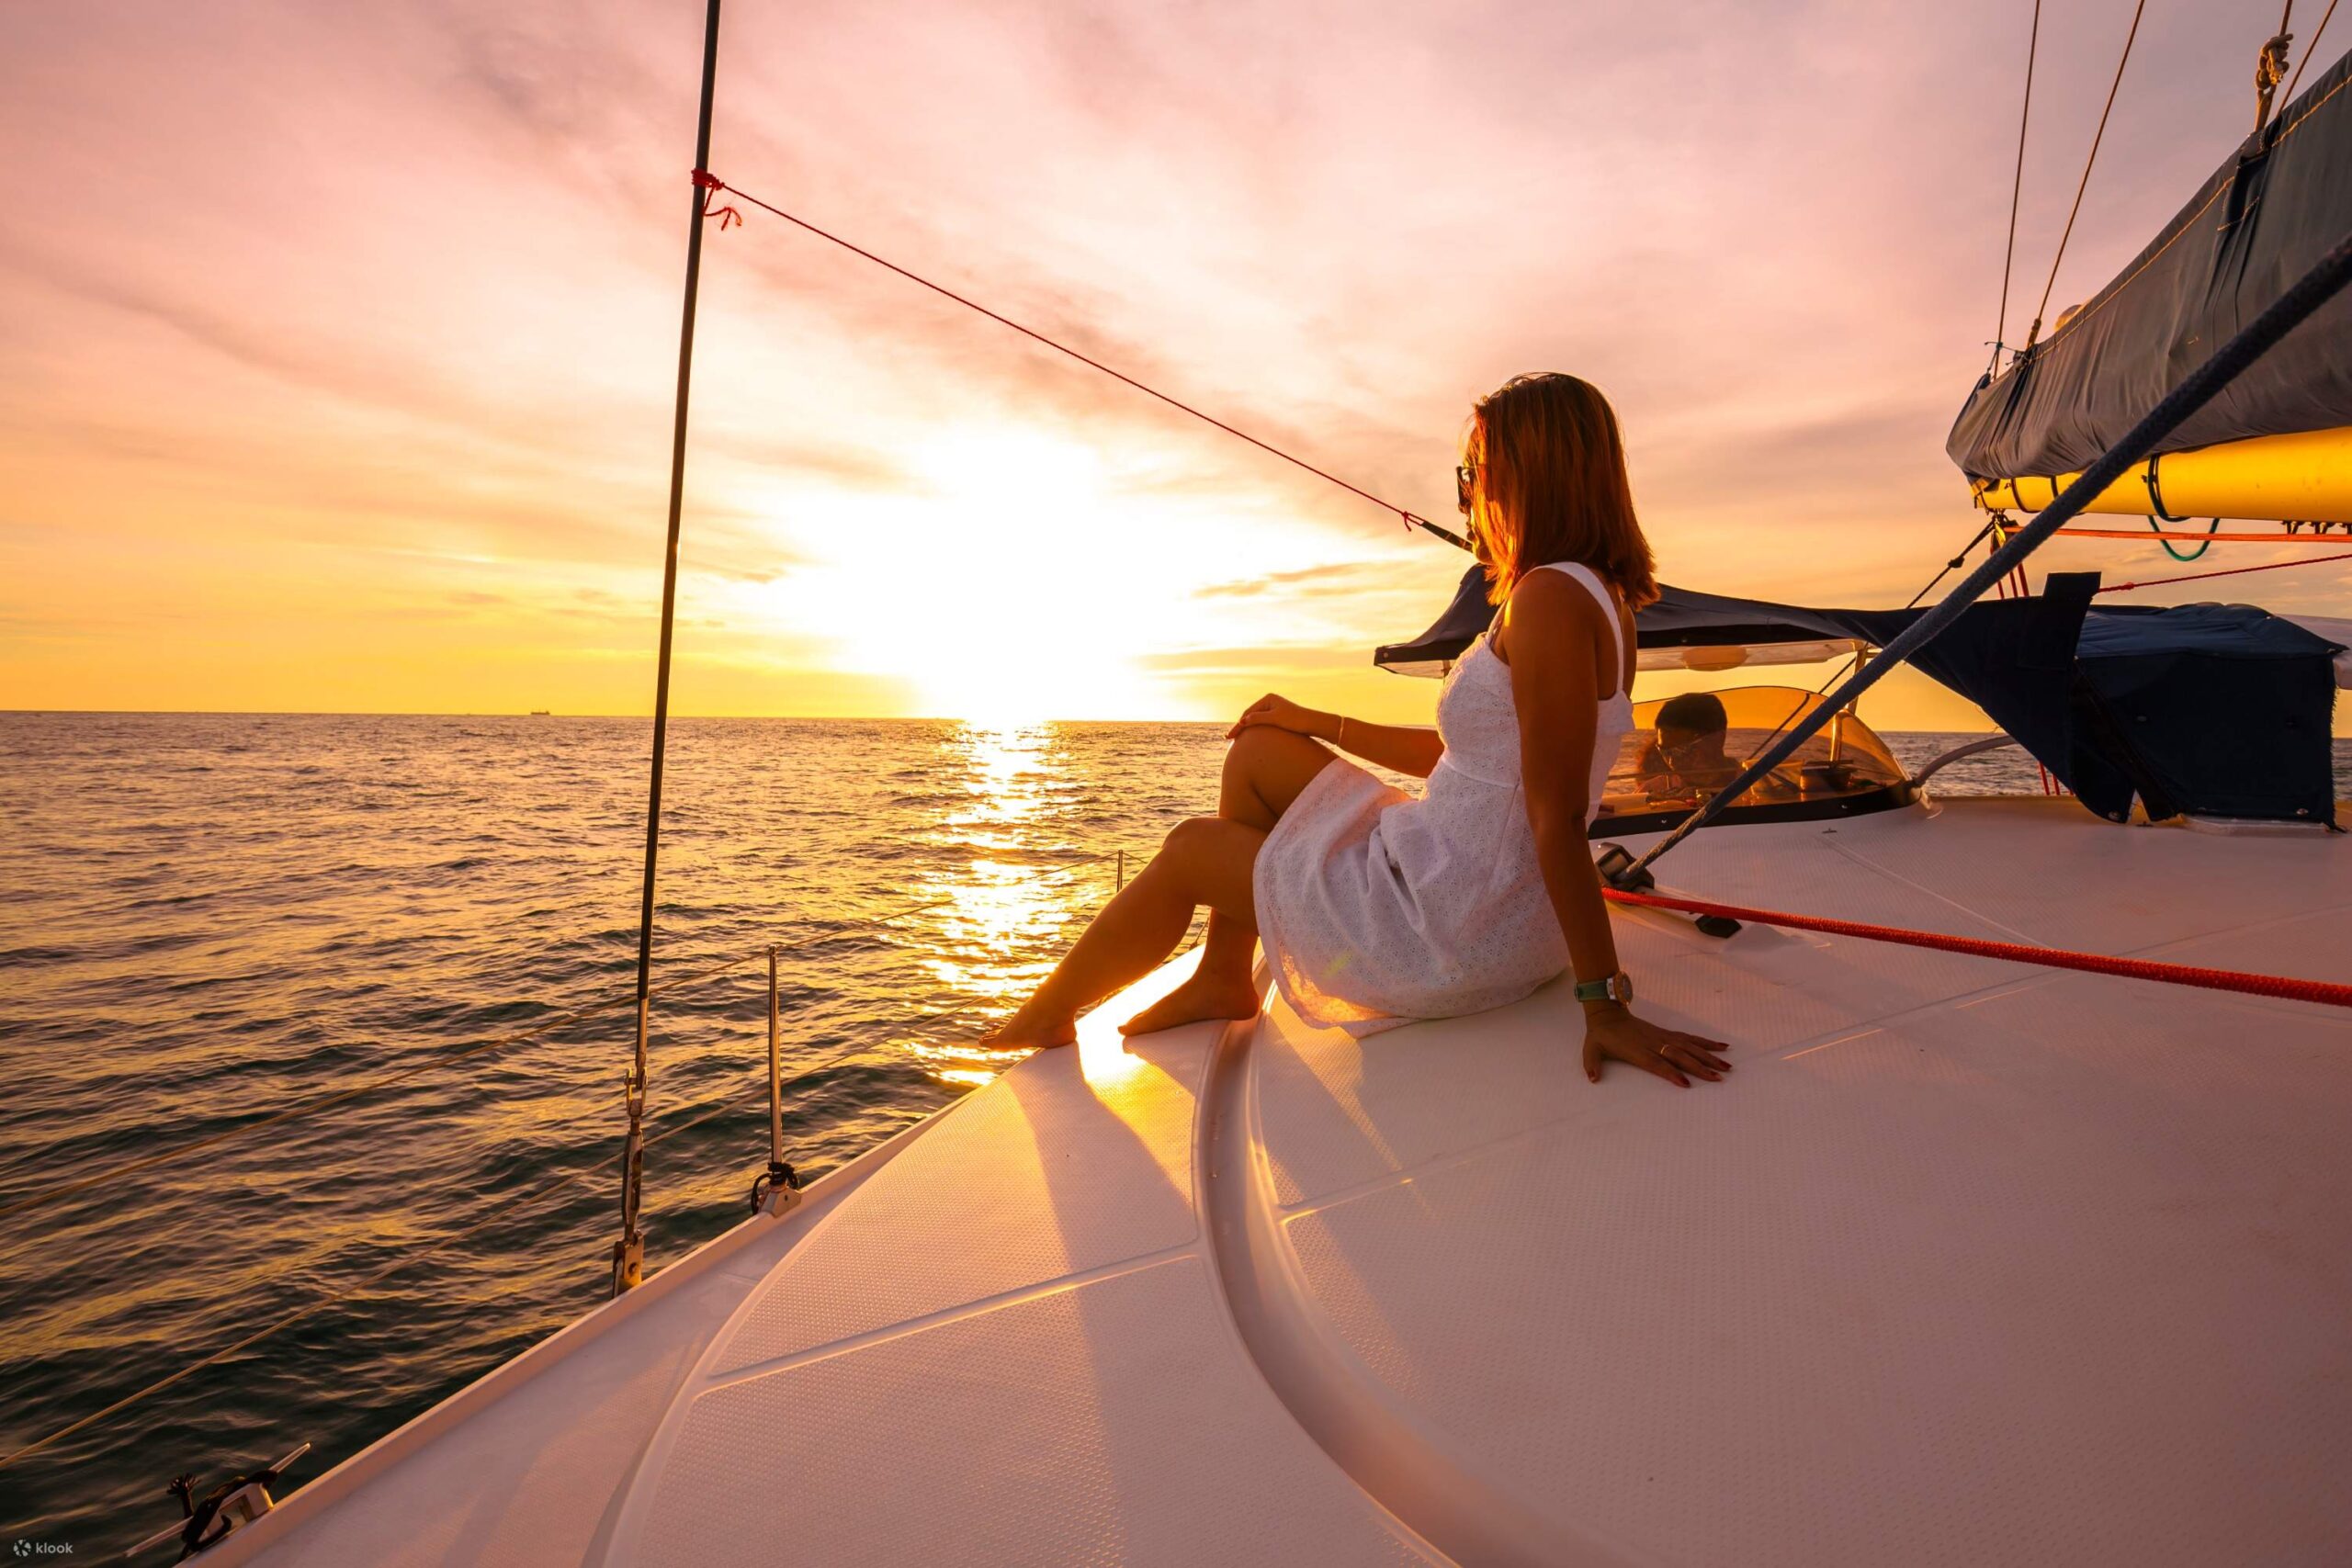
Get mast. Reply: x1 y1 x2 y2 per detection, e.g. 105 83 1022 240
615 0 724 1298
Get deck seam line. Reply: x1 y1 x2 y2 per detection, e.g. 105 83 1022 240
694 1244 1208 1392
1818 833 2050 945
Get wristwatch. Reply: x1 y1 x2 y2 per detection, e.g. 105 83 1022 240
1573 970 1634 1006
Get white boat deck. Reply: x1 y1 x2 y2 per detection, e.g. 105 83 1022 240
220 796 2352 1567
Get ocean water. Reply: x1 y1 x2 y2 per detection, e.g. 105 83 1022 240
0 714 2343 1553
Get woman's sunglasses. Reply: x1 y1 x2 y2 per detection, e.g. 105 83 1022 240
1455 463 1480 515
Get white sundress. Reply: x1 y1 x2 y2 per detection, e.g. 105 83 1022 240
1252 559 1635 1036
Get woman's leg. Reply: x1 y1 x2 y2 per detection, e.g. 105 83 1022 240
983 816 1264 1049
1118 726 1334 1034
983 727 1336 1049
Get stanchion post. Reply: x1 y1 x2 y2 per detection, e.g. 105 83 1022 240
767 945 784 1173
753 943 800 1216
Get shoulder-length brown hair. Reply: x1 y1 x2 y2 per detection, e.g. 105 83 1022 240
1466 373 1658 608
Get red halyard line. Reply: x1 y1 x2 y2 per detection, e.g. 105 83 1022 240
2097 548 2352 592
1602 889 2352 1008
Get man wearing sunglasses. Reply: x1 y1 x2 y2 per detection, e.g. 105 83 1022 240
1634 693 1798 806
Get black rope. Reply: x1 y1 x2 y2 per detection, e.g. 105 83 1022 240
1737 511 2004 772
1989 0 2041 378
694 173 1472 553
2026 0 2147 353
1625 221 2352 876
1907 514 2004 610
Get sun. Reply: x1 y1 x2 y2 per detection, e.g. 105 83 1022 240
768 426 1186 720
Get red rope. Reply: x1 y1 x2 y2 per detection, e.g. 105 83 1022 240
1601 888 2352 1008
684 169 1470 548
2097 549 2352 592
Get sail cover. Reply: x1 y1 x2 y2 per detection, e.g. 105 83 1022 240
1947 50 2352 482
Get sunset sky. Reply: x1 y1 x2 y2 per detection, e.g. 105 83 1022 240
3 1 2343 728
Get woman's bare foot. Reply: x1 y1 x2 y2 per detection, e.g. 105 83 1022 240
1119 969 1261 1035
980 1007 1079 1051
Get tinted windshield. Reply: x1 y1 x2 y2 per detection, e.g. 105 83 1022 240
1597 686 1905 823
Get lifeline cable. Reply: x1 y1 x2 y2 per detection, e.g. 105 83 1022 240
0 859 1115 1229
1602 888 2352 1009
691 171 1473 552
1624 220 2352 877
0 953 1096 1474
0 1049 782 1474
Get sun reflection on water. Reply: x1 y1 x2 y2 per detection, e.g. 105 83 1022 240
891 720 1111 1088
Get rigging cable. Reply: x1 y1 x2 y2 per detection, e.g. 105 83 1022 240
689 171 1472 553
2024 0 2148 353
1736 511 2006 776
1988 0 2043 378
2280 0 2340 106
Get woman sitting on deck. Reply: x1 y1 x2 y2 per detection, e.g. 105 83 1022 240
984 373 1732 1089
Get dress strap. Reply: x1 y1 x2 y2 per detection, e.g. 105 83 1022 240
1526 561 1628 700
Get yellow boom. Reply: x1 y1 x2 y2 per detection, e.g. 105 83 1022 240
1970 425 2352 524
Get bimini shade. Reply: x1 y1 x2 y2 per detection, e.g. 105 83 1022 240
1947 50 2352 482
1373 566 1873 677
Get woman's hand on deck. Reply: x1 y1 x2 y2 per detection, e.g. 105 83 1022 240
1227 693 1329 741
1580 1006 1731 1089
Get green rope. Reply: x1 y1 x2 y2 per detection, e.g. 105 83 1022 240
2145 513 2221 561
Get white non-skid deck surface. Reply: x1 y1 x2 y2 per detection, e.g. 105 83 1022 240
603 964 1442 1568
1248 798 2352 1566
232 798 2349 1566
